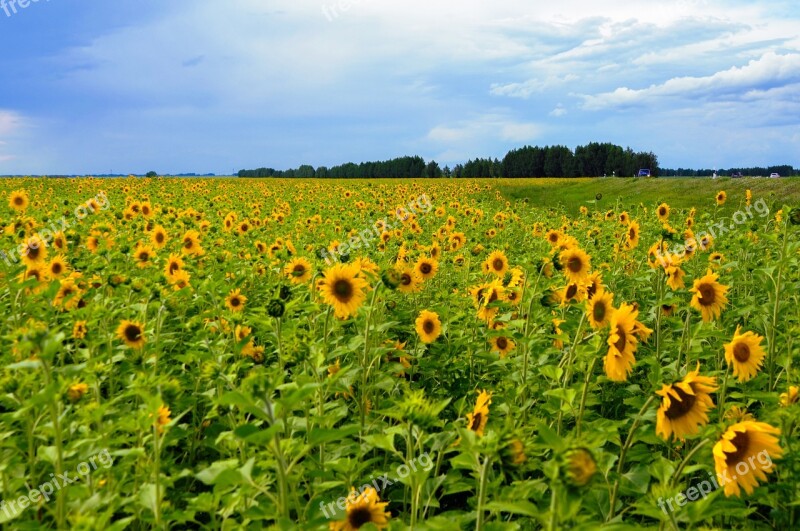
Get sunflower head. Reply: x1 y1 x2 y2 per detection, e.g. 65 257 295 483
712 421 783 497
690 270 729 322
332 487 390 530
466 390 491 437
724 326 766 382
116 320 145 349
563 448 597 488
656 364 718 441
415 310 442 344
225 289 247 312
319 263 368 319
485 250 509 276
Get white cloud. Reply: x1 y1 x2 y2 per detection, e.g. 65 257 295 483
581 52 800 109
549 105 568 117
0 110 22 136
490 75 579 99
427 114 541 144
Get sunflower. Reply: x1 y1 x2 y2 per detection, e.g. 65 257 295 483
470 280 505 321
586 289 614 329
73 320 88 339
414 256 439 281
415 310 442 344
116 320 146 349
559 247 591 283
665 265 685 290
330 487 390 531
561 281 587 305
318 263 368 319
716 190 727 205
133 244 155 268
150 225 168 249
225 289 247 312
47 255 69 278
545 229 562 246
656 203 670 222
712 421 783 497
490 335 515 357
484 250 509 276
724 326 766 382
169 269 191 290
181 229 203 256
624 221 640 250
698 233 714 251
690 270 729 322
466 390 491 437
67 383 90 403
604 303 639 382
779 386 798 407
53 279 83 310
448 231 466 251
52 231 67 251
8 190 30 211
656 365 718 441
564 448 597 487
397 266 422 294
155 405 171 434
164 254 184 279
21 236 48 266
284 257 313 284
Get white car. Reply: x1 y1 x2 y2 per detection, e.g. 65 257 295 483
770 173 780 178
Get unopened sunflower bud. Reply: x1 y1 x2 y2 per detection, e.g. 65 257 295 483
267 299 285 318
563 448 597 487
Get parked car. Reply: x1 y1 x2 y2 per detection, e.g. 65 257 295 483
731 172 743 178
637 169 651 177
770 173 780 178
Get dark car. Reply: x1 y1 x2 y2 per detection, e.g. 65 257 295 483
731 172 743 178
637 169 651 177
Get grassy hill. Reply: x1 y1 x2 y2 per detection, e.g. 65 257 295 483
496 177 800 215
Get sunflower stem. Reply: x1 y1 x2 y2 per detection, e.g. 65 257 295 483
576 356 598 437
607 395 656 521
767 215 789 391
669 438 709 489
276 316 283 372
475 454 491 531
153 419 163 527
717 363 731 422
41 359 66 529
360 283 382 438
558 312 587 436
547 481 559 531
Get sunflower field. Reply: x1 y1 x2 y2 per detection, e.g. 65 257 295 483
1 177 799 530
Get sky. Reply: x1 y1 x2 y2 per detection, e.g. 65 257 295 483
0 0 798 175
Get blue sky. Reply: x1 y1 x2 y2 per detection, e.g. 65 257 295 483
1 0 798 175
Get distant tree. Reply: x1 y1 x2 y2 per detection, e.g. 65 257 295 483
296 165 316 178
145 171 158 178
425 160 442 178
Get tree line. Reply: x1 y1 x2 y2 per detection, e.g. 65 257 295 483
659 165 797 177
237 142 660 178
